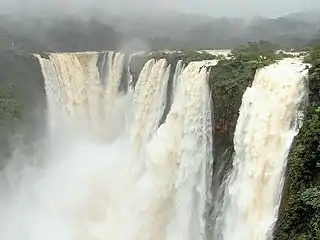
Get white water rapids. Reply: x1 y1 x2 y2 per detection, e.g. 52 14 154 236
0 52 308 240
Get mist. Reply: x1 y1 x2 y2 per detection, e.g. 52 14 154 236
0 0 320 18
1 0 320 54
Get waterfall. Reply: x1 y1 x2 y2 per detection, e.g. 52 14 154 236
171 60 184 102
164 62 213 240
131 58 171 155
36 52 129 141
0 50 310 240
213 58 308 240
118 61 213 240
0 51 214 240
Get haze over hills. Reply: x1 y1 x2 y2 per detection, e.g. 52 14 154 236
283 10 320 23
0 10 320 52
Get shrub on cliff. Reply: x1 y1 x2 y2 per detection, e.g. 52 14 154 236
230 40 278 63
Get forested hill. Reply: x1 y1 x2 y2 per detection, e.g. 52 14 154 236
1 11 320 53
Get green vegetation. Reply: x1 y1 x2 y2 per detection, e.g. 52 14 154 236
274 46 320 240
304 44 320 64
231 40 278 60
130 40 279 85
230 40 297 64
210 57 256 144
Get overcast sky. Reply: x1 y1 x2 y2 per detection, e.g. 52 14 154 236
0 0 320 18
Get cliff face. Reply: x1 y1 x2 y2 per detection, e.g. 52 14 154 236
274 60 320 240
205 58 258 237
0 51 46 166
209 59 256 179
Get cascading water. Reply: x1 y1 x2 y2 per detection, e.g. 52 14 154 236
171 60 183 101
0 51 214 240
213 58 308 240
164 61 213 240
131 58 171 155
36 52 128 141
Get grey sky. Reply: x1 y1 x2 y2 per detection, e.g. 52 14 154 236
0 0 320 18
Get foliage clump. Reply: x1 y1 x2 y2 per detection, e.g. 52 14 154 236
230 40 278 63
304 44 320 64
